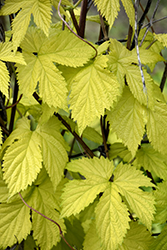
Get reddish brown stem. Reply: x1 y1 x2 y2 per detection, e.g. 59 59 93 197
19 193 75 250
78 0 87 38
58 0 97 58
6 94 23 109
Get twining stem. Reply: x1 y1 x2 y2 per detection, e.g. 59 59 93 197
19 193 75 250
6 94 23 110
58 0 97 58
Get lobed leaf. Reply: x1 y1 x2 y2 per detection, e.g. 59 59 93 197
3 131 43 196
147 100 167 155
114 163 156 230
118 222 154 250
70 55 120 134
107 86 146 157
154 181 167 224
95 185 130 250
0 201 31 248
134 144 167 180
61 180 108 218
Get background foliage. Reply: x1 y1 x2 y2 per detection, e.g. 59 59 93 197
0 0 167 249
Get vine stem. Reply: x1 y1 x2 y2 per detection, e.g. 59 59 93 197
19 193 75 250
6 94 23 110
58 0 97 58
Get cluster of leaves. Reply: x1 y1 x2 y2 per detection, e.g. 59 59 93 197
0 0 167 249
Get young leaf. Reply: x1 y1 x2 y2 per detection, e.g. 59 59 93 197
0 0 52 51
0 201 31 249
93 0 120 28
93 0 134 29
107 86 146 157
3 131 42 196
134 144 167 180
69 55 120 134
147 100 167 155
154 33 167 47
95 184 130 250
154 181 167 224
114 163 156 230
118 222 154 250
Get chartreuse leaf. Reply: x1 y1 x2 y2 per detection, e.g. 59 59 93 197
108 143 132 163
114 163 155 231
0 42 25 97
154 33 167 47
61 158 155 250
154 181 167 224
107 39 133 91
83 220 102 250
107 86 146 157
125 65 155 109
61 157 113 217
0 169 9 203
0 0 52 51
0 42 26 64
93 0 134 28
17 27 94 109
147 100 167 155
36 116 68 189
0 201 31 249
3 129 42 196
0 60 9 97
96 184 130 250
134 144 167 180
149 224 167 250
27 176 66 250
93 0 120 28
118 222 154 250
70 55 120 134
61 179 108 218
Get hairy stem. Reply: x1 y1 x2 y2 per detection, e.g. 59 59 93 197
19 193 75 250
